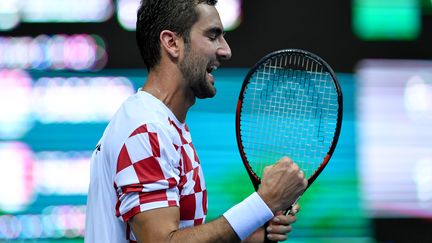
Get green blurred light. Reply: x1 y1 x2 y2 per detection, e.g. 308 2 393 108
352 0 421 40
421 0 432 14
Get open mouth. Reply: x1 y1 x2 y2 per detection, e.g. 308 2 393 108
207 65 217 75
206 65 218 82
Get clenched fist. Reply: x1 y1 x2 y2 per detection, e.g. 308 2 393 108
257 157 307 213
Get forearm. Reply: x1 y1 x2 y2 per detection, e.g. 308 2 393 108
129 207 240 243
167 217 240 243
130 193 273 243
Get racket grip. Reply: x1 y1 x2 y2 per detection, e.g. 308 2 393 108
264 237 277 243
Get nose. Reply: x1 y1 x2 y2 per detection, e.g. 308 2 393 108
217 36 232 61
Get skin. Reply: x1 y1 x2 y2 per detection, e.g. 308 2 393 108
130 4 308 243
141 4 230 122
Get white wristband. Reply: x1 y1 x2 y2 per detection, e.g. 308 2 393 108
223 192 274 240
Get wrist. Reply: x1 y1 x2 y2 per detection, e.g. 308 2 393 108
223 192 274 240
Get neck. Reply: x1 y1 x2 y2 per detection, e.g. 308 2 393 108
142 64 195 123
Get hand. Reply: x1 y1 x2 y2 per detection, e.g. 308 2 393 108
257 157 307 213
266 204 300 242
242 204 301 243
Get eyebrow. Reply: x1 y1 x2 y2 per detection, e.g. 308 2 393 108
205 26 225 37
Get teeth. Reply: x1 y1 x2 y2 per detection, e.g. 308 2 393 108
207 65 218 73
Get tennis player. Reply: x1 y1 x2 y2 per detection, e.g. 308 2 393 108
84 0 307 242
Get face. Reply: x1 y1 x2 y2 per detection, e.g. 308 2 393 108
179 4 232 99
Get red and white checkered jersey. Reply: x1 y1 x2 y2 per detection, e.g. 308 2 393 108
85 91 207 243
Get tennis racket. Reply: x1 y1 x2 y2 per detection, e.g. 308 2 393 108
235 49 343 242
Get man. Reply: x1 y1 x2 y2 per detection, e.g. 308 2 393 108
85 0 308 242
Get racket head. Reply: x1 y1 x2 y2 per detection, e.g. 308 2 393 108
235 49 343 190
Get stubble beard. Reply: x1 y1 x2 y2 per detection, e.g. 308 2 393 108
180 44 216 99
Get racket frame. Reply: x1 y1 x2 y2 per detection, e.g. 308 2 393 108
235 48 343 191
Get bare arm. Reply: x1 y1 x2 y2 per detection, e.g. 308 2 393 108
129 206 239 243
129 157 306 243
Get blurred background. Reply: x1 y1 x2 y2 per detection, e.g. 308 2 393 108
0 0 431 242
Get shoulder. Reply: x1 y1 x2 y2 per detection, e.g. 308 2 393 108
110 91 176 136
100 92 180 158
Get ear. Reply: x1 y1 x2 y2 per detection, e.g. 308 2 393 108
160 30 182 59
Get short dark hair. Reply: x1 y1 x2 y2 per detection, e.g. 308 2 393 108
136 0 218 71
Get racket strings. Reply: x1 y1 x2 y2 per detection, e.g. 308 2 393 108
240 54 339 180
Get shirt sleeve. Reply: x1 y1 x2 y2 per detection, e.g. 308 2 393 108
114 122 181 222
